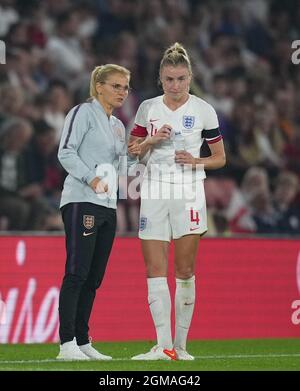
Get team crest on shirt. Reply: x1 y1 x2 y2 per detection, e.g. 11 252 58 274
182 115 195 129
139 216 147 231
83 215 95 229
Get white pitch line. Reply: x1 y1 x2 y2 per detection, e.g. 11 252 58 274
0 359 57 364
1 353 300 364
196 353 300 359
0 367 76 371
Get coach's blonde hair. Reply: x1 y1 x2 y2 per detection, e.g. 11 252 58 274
89 64 130 98
159 42 192 75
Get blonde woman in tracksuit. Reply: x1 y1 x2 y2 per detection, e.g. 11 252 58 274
57 64 134 361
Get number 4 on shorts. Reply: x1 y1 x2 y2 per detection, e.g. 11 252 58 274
190 208 200 225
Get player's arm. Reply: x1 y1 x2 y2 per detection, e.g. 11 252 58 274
58 105 97 185
175 103 226 169
175 138 226 169
128 135 147 157
195 138 226 169
198 106 226 169
128 117 148 159
129 98 171 159
128 125 171 159
197 104 226 169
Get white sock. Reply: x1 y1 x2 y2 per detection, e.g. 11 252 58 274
174 276 195 350
147 277 172 350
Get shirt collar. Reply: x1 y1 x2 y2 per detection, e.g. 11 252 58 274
92 98 107 115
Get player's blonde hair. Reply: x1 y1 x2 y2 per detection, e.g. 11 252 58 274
89 64 130 98
159 42 192 75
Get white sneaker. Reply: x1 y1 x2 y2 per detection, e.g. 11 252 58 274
79 343 112 360
174 347 194 360
56 338 90 361
131 345 177 361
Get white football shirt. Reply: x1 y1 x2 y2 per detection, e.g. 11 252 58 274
131 94 221 183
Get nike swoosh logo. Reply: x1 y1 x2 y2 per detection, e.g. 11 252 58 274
184 302 194 306
190 227 200 231
149 119 159 122
163 348 177 360
83 232 95 236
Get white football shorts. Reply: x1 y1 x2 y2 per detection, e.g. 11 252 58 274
138 179 207 241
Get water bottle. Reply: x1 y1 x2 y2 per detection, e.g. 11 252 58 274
173 130 185 151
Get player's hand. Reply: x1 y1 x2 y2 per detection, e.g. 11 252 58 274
89 177 108 193
128 141 141 156
148 124 171 145
175 151 196 166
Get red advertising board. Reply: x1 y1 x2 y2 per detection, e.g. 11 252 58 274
0 236 299 343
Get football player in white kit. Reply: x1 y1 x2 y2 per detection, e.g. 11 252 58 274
128 43 226 360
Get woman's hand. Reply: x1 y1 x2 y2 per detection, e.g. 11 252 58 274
148 124 172 145
175 150 196 166
89 177 108 193
128 141 142 156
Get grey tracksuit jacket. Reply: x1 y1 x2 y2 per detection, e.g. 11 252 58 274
58 98 135 209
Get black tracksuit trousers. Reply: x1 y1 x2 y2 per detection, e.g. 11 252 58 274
58 202 116 345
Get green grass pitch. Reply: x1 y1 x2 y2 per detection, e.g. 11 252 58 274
0 339 300 371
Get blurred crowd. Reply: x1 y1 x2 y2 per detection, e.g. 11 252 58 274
0 0 299 236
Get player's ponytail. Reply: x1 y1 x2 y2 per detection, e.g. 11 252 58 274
159 42 192 76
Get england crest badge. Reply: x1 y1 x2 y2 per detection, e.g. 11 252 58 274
139 216 147 231
182 115 195 129
83 215 95 229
